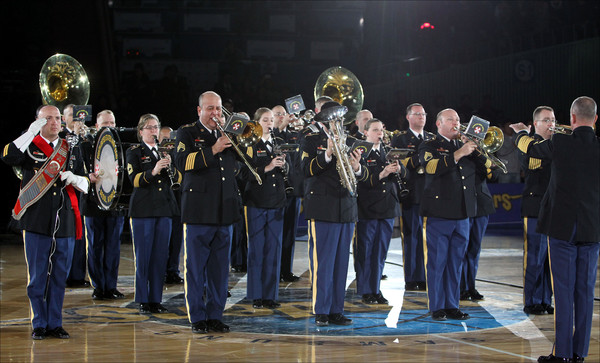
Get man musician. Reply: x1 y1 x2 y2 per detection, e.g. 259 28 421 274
2 105 89 340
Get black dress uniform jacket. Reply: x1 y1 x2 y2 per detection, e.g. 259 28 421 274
242 137 287 209
2 139 84 237
418 134 488 220
174 121 242 225
516 127 600 242
126 143 179 218
517 133 552 218
357 146 404 220
391 130 436 206
474 166 497 217
300 128 369 223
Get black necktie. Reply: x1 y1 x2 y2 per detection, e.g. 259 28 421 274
151 147 159 159
418 134 423 141
265 140 272 151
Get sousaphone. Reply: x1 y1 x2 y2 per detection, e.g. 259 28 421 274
314 66 364 125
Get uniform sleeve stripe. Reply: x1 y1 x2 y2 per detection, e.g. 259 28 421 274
186 153 196 171
133 173 143 188
426 159 439 174
3 144 9 157
528 157 542 170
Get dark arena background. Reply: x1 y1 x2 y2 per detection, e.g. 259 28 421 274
1 1 599 362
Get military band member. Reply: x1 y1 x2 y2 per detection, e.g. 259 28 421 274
301 101 368 326
2 105 89 340
174 91 241 334
127 114 179 314
272 105 302 282
419 108 489 321
354 119 405 304
243 107 287 308
518 106 556 315
391 103 434 291
81 110 126 301
511 96 599 363
350 109 373 139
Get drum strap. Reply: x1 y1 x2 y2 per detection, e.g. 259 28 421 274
13 136 83 239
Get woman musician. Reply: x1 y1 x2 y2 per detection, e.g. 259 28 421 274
241 107 288 309
126 113 180 314
355 118 407 305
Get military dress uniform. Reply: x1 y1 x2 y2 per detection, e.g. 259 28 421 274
274 127 303 281
515 127 600 361
174 120 242 328
517 132 553 313
301 126 368 323
2 136 85 335
354 145 404 302
391 129 435 290
126 143 180 309
80 136 126 300
418 135 488 318
242 136 287 305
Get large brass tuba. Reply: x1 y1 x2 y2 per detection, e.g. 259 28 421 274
314 66 364 125
39 53 90 110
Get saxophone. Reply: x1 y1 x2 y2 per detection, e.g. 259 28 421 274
326 119 358 197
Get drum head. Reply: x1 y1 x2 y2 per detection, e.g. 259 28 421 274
93 127 124 210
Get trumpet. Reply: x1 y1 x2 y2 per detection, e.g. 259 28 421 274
211 108 263 185
154 136 180 190
549 124 572 135
454 124 508 173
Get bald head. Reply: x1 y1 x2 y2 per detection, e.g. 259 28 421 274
571 96 597 125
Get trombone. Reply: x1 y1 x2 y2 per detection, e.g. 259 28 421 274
212 108 263 185
454 124 508 173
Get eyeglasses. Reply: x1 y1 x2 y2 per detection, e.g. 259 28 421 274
537 118 556 123
143 125 160 130
410 113 427 117
274 112 287 117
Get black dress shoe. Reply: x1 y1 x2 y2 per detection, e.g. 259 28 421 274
231 265 247 273
374 292 388 304
524 304 546 315
432 310 447 321
191 321 208 334
252 299 263 308
572 354 584 362
281 273 300 282
32 327 46 340
380 274 388 280
445 308 469 320
263 299 281 309
328 313 352 325
47 327 70 339
315 314 329 326
92 289 104 300
538 354 573 362
417 281 427 291
460 290 471 301
139 303 151 314
165 273 183 284
207 319 230 333
362 294 377 304
543 303 555 314
405 281 419 291
150 303 168 313
469 289 484 301
104 289 125 299
67 279 91 288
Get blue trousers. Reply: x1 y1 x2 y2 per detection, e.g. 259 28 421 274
401 204 425 283
308 220 354 315
424 217 469 312
130 217 171 303
354 218 394 295
68 215 87 281
461 215 489 292
245 206 284 300
523 217 553 306
281 196 301 277
85 215 124 292
166 215 183 275
23 231 74 330
548 228 599 359
184 223 232 323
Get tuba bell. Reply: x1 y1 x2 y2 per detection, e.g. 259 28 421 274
314 66 364 125
39 53 90 110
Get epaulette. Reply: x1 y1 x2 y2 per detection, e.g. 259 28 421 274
130 144 140 149
181 123 196 128
424 131 435 137
397 130 408 135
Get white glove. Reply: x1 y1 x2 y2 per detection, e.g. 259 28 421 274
60 171 89 194
28 118 47 135
13 118 48 152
